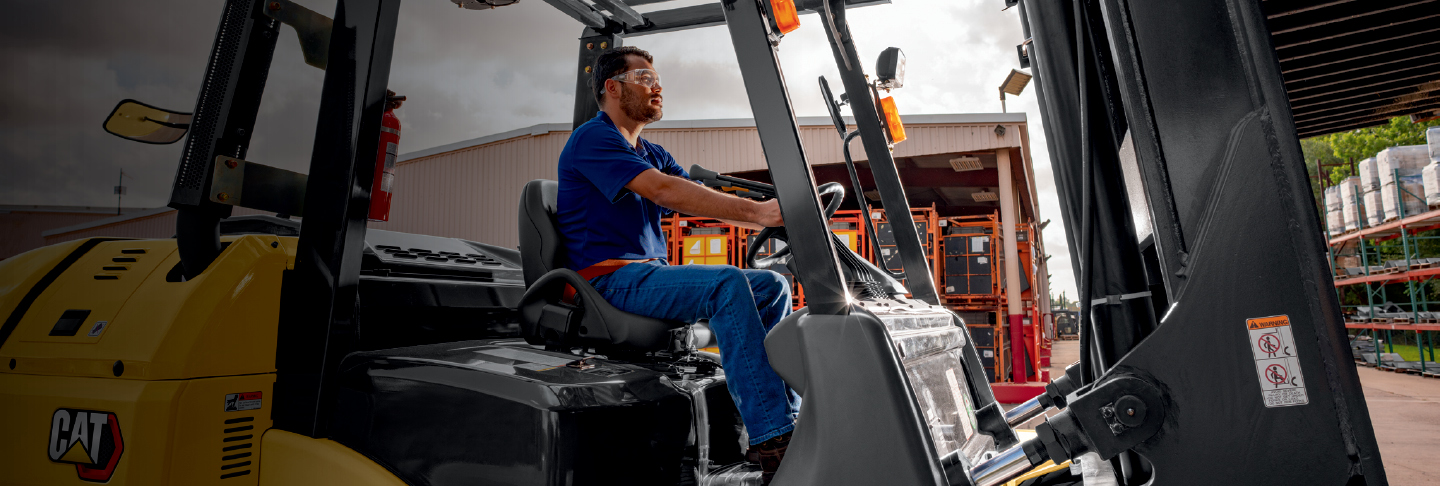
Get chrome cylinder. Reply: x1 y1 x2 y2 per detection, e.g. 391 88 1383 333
970 444 1036 486
1004 395 1046 426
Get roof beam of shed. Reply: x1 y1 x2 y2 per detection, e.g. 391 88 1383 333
1281 38 1440 79
1266 0 1434 36
1271 3 1440 51
1292 81 1440 118
1283 51 1440 86
1296 100 1440 138
812 166 1002 188
1293 89 1440 125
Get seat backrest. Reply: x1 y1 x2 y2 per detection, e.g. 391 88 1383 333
518 179 561 287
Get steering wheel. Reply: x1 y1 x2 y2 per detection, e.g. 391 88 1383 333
746 182 846 270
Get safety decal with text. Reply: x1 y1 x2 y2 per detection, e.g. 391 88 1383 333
48 408 125 483
224 391 263 412
1246 315 1309 408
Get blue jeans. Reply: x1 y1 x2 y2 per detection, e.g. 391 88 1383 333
590 261 799 445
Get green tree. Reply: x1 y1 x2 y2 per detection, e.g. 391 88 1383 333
1321 116 1440 163
1302 116 1440 228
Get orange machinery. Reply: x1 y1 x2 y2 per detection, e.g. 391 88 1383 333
661 208 1052 387
872 207 941 294
937 213 1051 385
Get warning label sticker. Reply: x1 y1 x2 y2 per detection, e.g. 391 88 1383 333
1245 315 1308 408
224 391 263 412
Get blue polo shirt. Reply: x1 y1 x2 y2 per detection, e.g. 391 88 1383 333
557 112 690 271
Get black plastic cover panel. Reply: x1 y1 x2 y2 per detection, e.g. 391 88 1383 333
363 228 524 283
330 340 742 486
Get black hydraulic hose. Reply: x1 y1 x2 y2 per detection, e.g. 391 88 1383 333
840 130 892 276
1074 0 1101 386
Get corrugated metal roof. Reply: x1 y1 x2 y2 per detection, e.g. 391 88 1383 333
0 205 150 215
399 113 1028 162
1264 0 1440 138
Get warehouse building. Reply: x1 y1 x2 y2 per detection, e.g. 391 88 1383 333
0 205 148 260
27 113 1052 388
38 114 1038 247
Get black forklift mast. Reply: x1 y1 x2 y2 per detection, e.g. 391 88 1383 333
1001 0 1388 484
1018 0 1156 385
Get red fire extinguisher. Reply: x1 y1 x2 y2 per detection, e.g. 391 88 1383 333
369 90 404 222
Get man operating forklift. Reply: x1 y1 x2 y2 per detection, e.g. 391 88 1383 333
556 46 795 482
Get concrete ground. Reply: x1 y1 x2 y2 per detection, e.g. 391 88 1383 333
1028 340 1440 484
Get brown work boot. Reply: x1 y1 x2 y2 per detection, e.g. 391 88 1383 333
746 431 792 485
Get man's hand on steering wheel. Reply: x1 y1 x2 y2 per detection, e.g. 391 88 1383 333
745 182 846 269
755 199 784 227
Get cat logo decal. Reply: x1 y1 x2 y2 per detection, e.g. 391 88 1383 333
48 408 125 482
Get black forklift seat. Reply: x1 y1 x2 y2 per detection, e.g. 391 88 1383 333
517 179 695 352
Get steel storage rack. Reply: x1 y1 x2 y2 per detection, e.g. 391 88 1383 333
1327 159 1440 375
873 207 941 293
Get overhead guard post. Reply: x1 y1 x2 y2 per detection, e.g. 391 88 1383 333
815 0 939 304
273 0 402 438
721 0 848 314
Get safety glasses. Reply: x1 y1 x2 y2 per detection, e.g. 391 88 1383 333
610 69 662 90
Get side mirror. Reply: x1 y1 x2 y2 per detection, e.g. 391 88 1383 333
875 47 905 90
103 99 191 144
818 76 848 137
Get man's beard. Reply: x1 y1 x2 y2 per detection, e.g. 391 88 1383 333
620 87 663 123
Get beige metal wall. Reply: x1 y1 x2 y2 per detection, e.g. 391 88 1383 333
1 207 145 260
371 117 1030 249
43 207 270 246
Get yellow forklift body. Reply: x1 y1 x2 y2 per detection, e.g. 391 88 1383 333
257 430 407 486
0 236 305 485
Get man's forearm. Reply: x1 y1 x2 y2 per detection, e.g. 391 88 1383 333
627 169 783 226
651 177 764 222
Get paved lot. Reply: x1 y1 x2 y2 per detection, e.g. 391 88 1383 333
1355 365 1440 484
1035 340 1440 484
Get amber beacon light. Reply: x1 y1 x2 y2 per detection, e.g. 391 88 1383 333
880 96 907 144
769 0 800 34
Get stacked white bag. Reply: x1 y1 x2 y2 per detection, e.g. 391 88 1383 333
1357 157 1385 226
1364 189 1385 227
1431 126 1440 161
1427 127 1440 206
1358 157 1381 192
1324 186 1343 236
1424 162 1440 207
1340 176 1363 232
1378 145 1430 220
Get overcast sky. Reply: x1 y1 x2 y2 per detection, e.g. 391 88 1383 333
0 0 1077 300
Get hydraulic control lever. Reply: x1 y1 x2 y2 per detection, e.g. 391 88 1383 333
690 164 776 200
